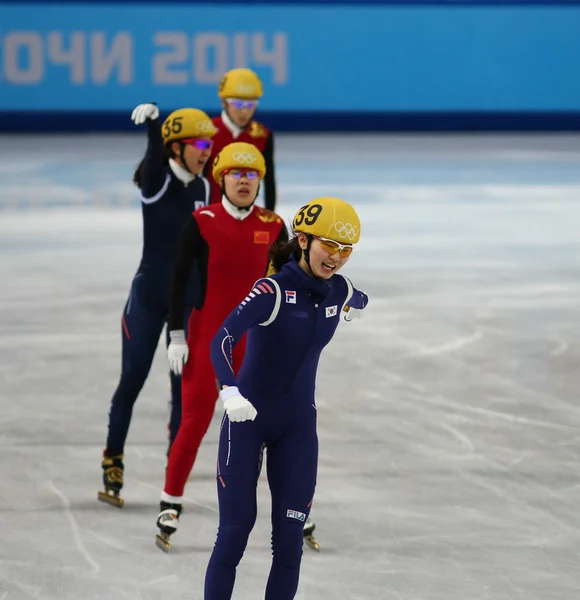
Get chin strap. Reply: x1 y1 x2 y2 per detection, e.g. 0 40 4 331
221 195 255 221
178 143 193 174
302 235 319 278
221 184 259 212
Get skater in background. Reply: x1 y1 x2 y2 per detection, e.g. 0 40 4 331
206 68 277 211
204 197 368 600
99 103 216 507
155 142 287 550
207 69 320 550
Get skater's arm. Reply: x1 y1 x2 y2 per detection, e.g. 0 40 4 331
341 276 369 321
263 133 276 211
210 278 278 387
348 286 369 310
139 117 170 201
169 216 202 331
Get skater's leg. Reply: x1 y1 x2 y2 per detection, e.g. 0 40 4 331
163 338 219 497
167 365 182 454
265 409 318 600
106 274 165 455
157 333 246 547
204 417 263 600
166 305 194 454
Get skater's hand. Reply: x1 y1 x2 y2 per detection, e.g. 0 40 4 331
131 103 159 124
167 330 188 375
220 387 257 422
343 306 364 322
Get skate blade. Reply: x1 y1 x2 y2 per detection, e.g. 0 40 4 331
97 491 124 508
155 533 172 553
304 534 320 552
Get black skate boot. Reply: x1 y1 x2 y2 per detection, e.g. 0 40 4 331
303 517 320 552
155 501 183 552
97 452 125 508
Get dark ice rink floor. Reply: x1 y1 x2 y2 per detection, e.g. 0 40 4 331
1 133 580 599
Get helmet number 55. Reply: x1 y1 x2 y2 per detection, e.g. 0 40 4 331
163 117 183 138
294 204 322 227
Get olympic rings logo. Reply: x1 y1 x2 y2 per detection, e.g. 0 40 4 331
235 83 258 95
232 151 257 164
196 120 214 133
334 222 358 241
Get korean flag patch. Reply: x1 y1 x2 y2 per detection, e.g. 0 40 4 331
285 290 296 304
325 305 338 318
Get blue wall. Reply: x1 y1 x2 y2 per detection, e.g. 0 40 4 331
1 1 579 131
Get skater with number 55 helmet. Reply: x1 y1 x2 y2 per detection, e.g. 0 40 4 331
206 68 277 211
204 197 369 599
98 104 216 507
155 142 288 550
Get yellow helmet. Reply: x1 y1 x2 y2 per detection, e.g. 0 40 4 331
212 142 267 183
292 197 361 244
161 108 216 144
218 68 263 99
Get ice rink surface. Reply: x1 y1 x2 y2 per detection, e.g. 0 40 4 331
1 133 580 599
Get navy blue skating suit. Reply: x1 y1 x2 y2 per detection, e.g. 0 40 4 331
105 117 210 457
205 254 368 600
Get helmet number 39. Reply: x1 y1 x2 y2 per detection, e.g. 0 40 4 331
294 204 322 227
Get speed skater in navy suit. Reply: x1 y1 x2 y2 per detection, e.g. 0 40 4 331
98 104 216 507
205 196 369 600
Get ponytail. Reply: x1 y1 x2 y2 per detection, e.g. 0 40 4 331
268 236 302 274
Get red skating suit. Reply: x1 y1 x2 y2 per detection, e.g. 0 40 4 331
164 200 286 497
207 113 276 210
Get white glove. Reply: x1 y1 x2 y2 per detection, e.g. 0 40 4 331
344 307 364 321
167 330 189 375
131 103 160 125
220 386 257 423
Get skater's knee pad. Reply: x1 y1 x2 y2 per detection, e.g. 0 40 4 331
214 523 254 567
271 523 304 568
179 401 215 437
118 364 150 393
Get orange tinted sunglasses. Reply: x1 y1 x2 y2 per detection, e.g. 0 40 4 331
313 235 354 257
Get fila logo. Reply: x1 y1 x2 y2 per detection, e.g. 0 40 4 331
286 509 306 522
285 291 296 304
325 305 338 318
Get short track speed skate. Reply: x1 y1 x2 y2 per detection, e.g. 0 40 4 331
303 517 320 552
97 453 125 508
155 501 183 552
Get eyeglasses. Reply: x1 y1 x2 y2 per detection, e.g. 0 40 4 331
223 168 260 180
226 98 259 110
313 236 354 257
181 138 213 151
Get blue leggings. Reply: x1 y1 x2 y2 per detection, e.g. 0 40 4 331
204 408 318 600
105 272 191 456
